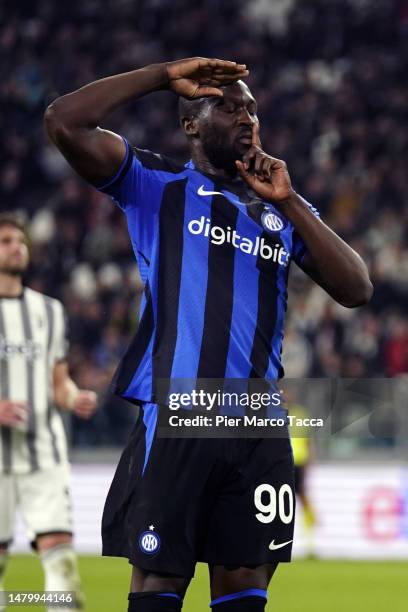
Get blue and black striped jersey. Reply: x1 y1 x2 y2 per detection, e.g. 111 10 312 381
98 139 319 404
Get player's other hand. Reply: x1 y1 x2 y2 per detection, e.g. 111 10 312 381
72 390 97 420
166 57 249 99
0 400 30 427
236 123 294 203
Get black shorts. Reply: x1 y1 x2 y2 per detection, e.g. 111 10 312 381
102 404 295 578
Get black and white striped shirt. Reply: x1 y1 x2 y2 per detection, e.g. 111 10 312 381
0 287 68 473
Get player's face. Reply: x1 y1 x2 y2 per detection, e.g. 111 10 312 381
0 225 29 276
198 81 258 172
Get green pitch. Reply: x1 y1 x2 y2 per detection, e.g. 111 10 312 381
3 555 407 611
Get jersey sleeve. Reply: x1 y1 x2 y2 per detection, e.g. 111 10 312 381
291 197 321 266
95 138 183 266
96 138 181 212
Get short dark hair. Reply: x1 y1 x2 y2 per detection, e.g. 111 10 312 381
0 213 29 240
178 96 210 123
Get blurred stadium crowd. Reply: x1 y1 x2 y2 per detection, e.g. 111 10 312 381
1 0 407 445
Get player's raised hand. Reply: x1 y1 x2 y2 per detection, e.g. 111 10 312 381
166 57 249 99
72 390 97 420
236 123 293 203
0 400 29 428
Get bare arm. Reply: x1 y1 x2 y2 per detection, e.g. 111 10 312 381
236 124 373 308
53 361 97 419
278 193 372 307
44 58 248 185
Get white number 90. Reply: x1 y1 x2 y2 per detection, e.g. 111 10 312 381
254 483 294 524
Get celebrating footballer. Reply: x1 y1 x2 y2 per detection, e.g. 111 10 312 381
45 57 372 612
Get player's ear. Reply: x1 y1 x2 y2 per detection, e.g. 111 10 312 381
181 117 199 137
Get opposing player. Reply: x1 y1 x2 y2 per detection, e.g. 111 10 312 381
0 214 97 611
45 58 372 611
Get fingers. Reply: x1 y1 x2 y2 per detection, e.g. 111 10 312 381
0 401 30 427
11 401 30 411
199 58 249 82
8 401 29 418
75 408 94 420
242 147 285 181
73 390 97 419
235 160 256 188
13 402 30 421
237 157 268 186
171 57 249 99
252 121 261 147
242 123 262 170
195 86 224 98
74 407 93 419
242 146 267 175
168 58 248 89
194 71 248 97
210 73 247 84
205 59 248 73
237 155 291 205
257 157 284 183
242 147 257 170
254 152 266 176
258 157 273 182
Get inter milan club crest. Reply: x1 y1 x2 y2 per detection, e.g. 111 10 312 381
139 526 161 554
261 210 287 233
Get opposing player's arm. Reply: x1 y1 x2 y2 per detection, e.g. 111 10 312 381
53 361 97 419
44 58 248 185
236 124 373 308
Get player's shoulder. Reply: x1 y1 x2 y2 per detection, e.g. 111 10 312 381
24 287 64 312
131 144 185 175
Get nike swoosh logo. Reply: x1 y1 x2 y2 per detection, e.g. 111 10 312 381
269 539 293 551
197 185 224 197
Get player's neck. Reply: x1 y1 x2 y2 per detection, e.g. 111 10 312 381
0 272 23 298
191 151 238 180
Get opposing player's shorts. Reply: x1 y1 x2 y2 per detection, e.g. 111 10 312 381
0 464 73 546
102 404 295 577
